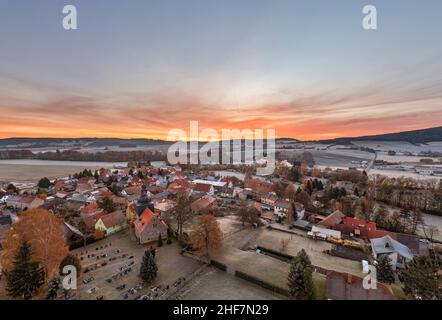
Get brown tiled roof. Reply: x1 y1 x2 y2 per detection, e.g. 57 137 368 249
7 195 37 204
83 212 106 229
99 211 126 229
274 199 291 209
191 195 217 212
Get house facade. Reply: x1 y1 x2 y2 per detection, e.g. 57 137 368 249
274 199 292 218
133 208 168 244
5 195 44 210
370 235 413 269
95 210 128 236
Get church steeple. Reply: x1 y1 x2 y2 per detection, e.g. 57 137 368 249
136 184 154 216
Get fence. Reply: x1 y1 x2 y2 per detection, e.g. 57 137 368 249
210 259 290 297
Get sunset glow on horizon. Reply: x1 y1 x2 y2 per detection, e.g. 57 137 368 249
1 0 441 141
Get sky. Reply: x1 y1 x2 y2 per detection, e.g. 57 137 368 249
0 0 441 140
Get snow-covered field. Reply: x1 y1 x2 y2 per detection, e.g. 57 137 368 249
353 141 442 153
368 169 440 180
376 154 441 164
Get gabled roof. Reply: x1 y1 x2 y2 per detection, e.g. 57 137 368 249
123 186 141 196
98 210 126 229
319 210 345 228
6 195 39 204
78 177 95 184
111 195 127 205
191 195 217 212
370 235 413 260
274 199 291 209
194 183 212 193
83 212 106 229
326 271 394 300
82 202 98 214
133 208 156 233
154 199 175 212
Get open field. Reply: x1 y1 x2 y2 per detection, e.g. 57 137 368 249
216 216 364 278
179 267 287 300
72 230 202 300
353 141 442 153
278 148 374 169
0 161 121 183
252 228 364 277
213 245 290 291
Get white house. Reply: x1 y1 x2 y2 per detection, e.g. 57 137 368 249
370 235 413 270
274 199 292 218
308 226 341 240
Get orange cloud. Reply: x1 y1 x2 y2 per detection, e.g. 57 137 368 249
1 77 442 141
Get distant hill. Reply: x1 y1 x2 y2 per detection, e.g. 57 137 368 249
317 126 442 145
1 126 440 148
0 137 171 149
276 138 300 143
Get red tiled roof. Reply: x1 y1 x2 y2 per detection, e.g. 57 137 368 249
331 215 397 240
83 212 106 229
78 177 94 184
194 183 212 193
124 186 141 195
82 203 98 214
146 185 164 193
274 199 291 209
326 271 394 300
367 229 397 240
111 195 127 205
133 208 155 233
244 179 274 194
319 210 345 228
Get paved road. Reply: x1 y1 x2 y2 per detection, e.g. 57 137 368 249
365 152 377 173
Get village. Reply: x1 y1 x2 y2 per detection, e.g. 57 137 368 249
0 158 441 301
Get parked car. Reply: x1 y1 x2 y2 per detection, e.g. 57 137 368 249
83 277 94 284
87 287 98 294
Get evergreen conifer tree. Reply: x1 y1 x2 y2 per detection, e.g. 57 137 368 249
376 255 395 284
157 233 163 247
139 250 158 284
399 255 441 300
6 240 44 299
287 249 314 300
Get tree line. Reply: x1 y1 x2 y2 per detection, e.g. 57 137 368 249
0 149 167 162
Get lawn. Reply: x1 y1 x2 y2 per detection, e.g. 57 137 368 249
252 228 364 277
180 267 287 300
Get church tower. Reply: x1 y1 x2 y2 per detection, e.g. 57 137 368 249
136 184 155 216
